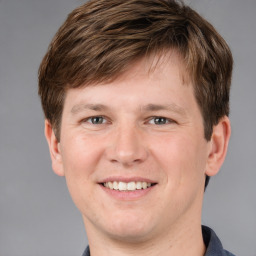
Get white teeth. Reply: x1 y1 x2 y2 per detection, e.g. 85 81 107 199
113 181 118 190
108 182 113 189
136 182 142 190
118 182 127 191
103 181 154 191
127 182 136 191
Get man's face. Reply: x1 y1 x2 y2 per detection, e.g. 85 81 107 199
47 53 216 242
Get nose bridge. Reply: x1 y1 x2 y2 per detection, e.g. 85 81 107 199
107 121 148 165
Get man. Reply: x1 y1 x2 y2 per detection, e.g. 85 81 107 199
38 0 235 255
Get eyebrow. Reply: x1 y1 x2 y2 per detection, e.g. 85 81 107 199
141 103 187 116
71 104 109 114
70 103 187 116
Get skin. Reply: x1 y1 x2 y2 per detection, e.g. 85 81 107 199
45 52 231 256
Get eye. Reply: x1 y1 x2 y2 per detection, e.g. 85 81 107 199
86 116 106 124
148 117 173 125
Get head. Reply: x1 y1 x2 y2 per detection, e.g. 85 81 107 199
39 0 232 244
39 0 232 190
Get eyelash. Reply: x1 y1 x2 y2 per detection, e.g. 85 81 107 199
83 116 108 125
81 116 175 126
147 116 175 125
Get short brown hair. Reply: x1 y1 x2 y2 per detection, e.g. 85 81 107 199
38 0 233 142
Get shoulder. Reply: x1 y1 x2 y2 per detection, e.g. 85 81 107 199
202 225 236 256
223 249 236 256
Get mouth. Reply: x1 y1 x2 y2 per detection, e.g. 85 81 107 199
100 181 157 192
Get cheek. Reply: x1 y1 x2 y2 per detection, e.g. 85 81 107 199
150 133 207 188
59 135 104 199
61 135 102 174
59 135 103 213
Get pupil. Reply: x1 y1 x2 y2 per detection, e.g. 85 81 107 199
155 117 166 124
92 117 103 124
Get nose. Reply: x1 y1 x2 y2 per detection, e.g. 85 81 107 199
106 124 148 166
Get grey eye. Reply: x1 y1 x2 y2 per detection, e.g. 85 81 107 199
89 116 105 124
152 117 168 125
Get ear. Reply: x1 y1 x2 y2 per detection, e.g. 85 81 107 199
44 120 65 176
205 116 231 177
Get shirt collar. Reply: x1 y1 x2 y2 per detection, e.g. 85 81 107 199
202 225 235 256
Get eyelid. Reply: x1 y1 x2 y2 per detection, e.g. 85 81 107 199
80 115 176 125
82 115 109 124
147 116 176 125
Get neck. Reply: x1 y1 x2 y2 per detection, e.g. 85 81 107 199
85 219 205 256
84 186 206 256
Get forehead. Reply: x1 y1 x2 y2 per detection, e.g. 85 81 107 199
69 49 191 91
62 51 197 116
113 50 191 86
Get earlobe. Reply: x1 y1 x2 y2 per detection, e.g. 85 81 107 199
205 116 231 177
44 120 65 176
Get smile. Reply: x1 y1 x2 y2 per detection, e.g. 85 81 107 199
102 181 155 191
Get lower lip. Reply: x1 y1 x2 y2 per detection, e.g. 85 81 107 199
99 184 156 201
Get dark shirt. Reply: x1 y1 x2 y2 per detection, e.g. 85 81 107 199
82 225 235 256
202 226 235 255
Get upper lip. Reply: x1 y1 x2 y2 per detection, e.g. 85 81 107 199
99 176 157 184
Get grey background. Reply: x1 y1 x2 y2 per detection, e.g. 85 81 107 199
0 0 255 255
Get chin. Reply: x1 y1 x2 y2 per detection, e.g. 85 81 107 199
103 215 156 243
107 228 153 244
